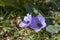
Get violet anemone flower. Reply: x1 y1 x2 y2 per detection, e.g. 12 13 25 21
29 16 46 32
19 13 32 28
19 13 46 32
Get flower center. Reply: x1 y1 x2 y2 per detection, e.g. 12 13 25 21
37 23 42 27
27 21 29 23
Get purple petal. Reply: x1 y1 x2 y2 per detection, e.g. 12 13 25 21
34 28 41 32
29 16 42 32
38 16 46 28
38 16 45 23
24 13 32 22
27 13 31 17
19 22 28 28
29 16 46 32
19 13 32 28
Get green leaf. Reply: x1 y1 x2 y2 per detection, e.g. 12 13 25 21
46 25 59 34
25 4 43 16
2 24 7 32
33 7 42 17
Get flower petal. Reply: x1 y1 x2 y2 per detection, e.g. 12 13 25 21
29 16 46 32
29 16 42 32
34 28 41 32
24 14 32 22
38 16 46 27
38 16 45 23
19 22 28 28
19 13 32 28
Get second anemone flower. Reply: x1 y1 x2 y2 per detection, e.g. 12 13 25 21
19 13 46 32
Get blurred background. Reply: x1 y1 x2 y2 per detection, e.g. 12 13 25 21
0 0 60 40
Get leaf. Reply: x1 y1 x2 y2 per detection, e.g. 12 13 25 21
2 23 7 32
46 25 59 34
33 7 43 17
25 4 43 16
